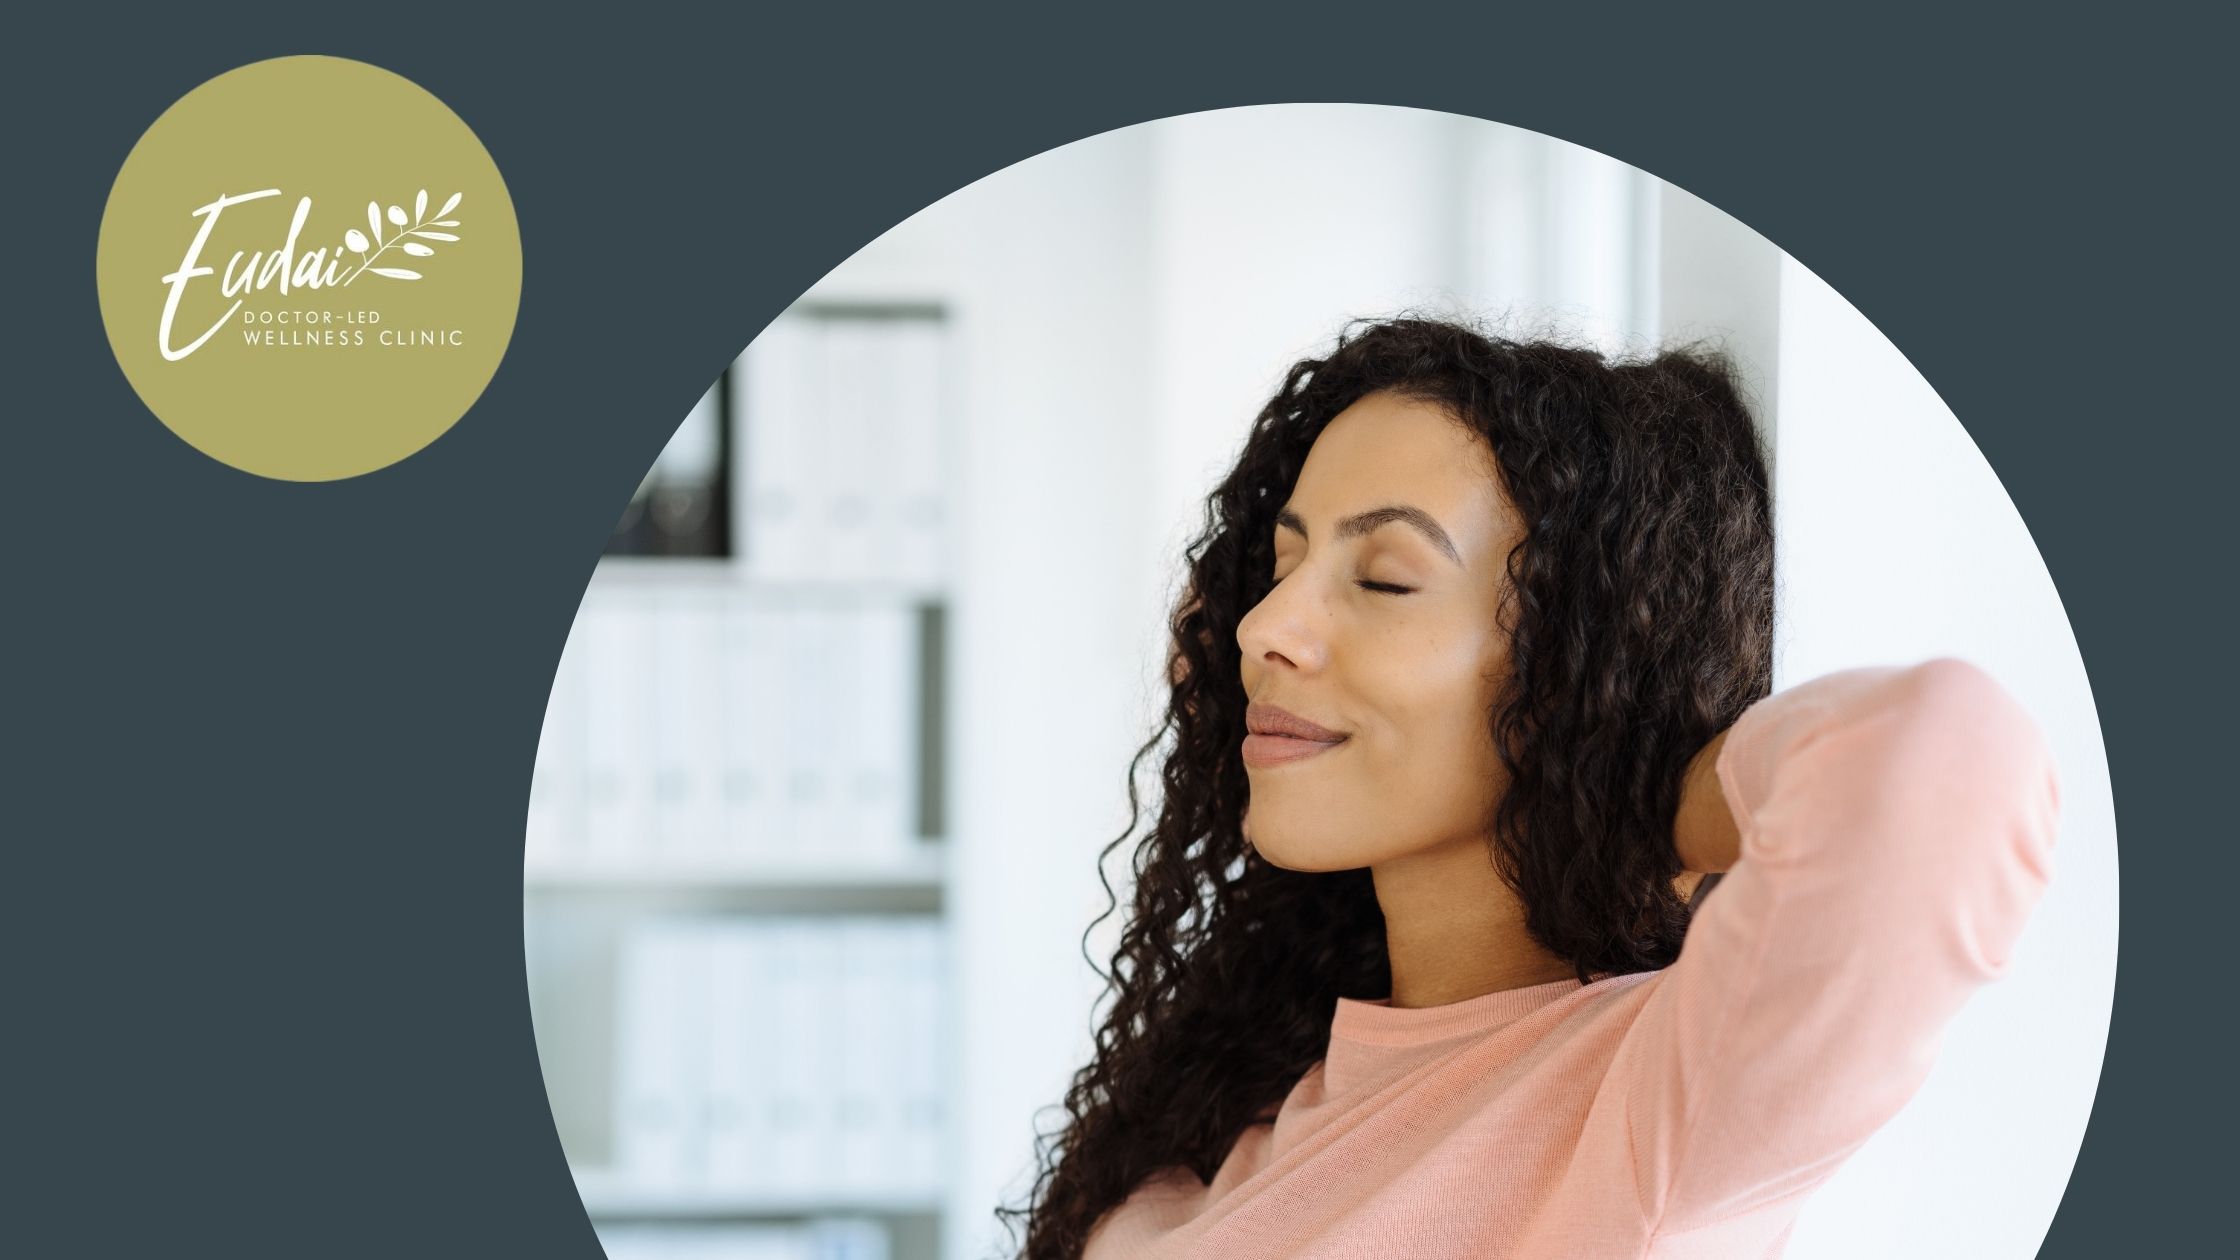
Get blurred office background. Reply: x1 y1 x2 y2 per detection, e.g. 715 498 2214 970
522 105 2113 1260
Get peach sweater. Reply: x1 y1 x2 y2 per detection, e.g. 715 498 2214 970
1080 659 2061 1260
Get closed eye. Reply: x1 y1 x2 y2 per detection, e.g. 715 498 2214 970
1267 571 1417 595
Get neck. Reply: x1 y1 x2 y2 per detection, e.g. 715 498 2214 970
1371 835 1578 1008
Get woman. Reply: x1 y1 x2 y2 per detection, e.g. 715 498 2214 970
995 316 2061 1259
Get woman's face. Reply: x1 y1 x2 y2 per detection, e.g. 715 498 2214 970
1236 389 1523 872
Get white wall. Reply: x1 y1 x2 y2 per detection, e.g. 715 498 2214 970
1766 253 2114 1260
1466 122 1660 358
1137 106 1668 602
1140 103 1471 593
1658 181 1785 476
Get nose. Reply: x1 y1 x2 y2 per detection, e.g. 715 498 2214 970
1237 571 1330 675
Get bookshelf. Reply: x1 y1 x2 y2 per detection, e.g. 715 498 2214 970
525 300 958 1260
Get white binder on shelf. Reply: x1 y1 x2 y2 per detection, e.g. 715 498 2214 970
822 603 867 862
613 917 709 1188
779 604 841 863
793 317 836 584
832 919 882 1193
869 601 921 867
797 920 845 1190
820 319 881 585
869 921 912 1193
855 320 902 588
902 919 947 1194
702 921 757 1189
741 920 787 1190
717 596 765 857
890 319 947 590
748 600 801 863
765 919 821 1197
651 588 725 860
738 316 824 582
824 600 909 860
582 594 656 862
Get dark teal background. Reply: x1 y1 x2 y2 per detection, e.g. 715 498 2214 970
6 5 2221 1256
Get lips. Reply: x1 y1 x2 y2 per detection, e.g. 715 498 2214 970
1243 702 1348 768
1245 702 1346 742
1241 732 1347 767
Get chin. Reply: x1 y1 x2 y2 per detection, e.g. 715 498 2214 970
1262 851 1358 874
1245 820 1369 874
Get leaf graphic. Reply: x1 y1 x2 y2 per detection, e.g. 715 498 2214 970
401 242 434 257
436 191 463 219
429 220 460 227
415 189 428 220
387 204 407 227
344 228 370 252
368 201 384 246
369 267 422 280
410 231 459 241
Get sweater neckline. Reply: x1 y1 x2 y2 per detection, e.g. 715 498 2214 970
1331 975 1588 1047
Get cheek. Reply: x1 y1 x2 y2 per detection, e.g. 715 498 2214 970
1374 626 1501 735
1371 653 1506 796
1378 706 1502 797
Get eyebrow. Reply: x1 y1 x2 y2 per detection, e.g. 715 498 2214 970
1274 503 1462 567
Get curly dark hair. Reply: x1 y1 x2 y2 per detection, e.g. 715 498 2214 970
990 313 1778 1260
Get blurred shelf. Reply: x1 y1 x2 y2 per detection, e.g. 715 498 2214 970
589 555 947 602
571 1166 942 1220
524 846 947 893
591 555 738 583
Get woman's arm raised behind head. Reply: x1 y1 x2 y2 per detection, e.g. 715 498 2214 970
1617 657 2062 1236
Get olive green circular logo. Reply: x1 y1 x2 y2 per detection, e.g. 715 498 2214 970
96 56 522 482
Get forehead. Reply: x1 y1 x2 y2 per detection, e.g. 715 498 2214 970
1285 391 1511 543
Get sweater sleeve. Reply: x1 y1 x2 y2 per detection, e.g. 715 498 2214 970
1620 657 2063 1236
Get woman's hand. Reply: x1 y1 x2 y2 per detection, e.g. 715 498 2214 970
1674 726 1742 875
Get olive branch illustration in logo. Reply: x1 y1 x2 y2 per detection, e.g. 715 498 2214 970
340 189 463 285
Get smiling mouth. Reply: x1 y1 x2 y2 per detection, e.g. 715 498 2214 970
1241 732 1348 768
